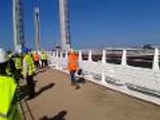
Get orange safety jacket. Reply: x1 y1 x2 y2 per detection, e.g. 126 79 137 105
33 53 40 61
68 53 79 71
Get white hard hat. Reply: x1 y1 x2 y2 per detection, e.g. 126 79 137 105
15 45 22 54
0 48 8 63
70 48 74 53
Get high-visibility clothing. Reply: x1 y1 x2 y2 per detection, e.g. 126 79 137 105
0 76 17 120
5 66 12 77
23 54 36 76
33 53 40 61
41 53 48 60
5 59 16 77
8 54 12 59
68 53 79 71
15 57 22 70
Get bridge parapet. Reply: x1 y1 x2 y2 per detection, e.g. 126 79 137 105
48 48 160 105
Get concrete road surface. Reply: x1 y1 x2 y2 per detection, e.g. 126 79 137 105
21 68 160 120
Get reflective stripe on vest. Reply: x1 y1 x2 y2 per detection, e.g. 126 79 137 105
15 57 22 69
24 54 35 75
0 76 17 119
5 66 12 76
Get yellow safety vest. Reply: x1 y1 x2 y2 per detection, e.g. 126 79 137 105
0 76 17 120
24 54 36 76
15 57 22 70
41 53 47 60
5 66 12 77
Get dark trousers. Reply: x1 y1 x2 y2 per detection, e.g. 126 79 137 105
41 60 45 67
16 69 23 80
26 75 35 98
44 60 48 67
70 70 76 83
34 61 40 68
41 60 48 67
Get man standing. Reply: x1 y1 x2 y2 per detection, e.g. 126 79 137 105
68 49 80 89
0 48 17 120
41 51 48 68
33 51 40 69
22 48 36 99
15 53 23 80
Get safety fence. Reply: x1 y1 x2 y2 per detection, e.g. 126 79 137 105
48 48 160 105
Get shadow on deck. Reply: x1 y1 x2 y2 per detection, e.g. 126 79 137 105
21 68 160 120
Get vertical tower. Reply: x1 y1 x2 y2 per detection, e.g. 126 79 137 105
12 0 25 52
59 0 71 51
34 3 41 50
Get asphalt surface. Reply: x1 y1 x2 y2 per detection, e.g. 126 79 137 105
21 68 160 120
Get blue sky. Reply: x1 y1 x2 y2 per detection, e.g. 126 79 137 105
0 0 160 50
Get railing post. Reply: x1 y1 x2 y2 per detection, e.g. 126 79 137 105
65 51 68 59
56 51 59 58
54 51 56 57
79 50 82 61
121 49 127 66
88 50 92 62
51 51 53 57
152 48 159 70
102 50 106 63
50 51 53 57
101 70 106 84
60 51 63 59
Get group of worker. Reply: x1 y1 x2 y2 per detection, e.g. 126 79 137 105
0 47 82 119
0 47 49 120
32 51 48 69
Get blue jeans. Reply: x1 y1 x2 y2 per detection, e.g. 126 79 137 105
70 70 76 83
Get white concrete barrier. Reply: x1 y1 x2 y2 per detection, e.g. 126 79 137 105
48 49 160 105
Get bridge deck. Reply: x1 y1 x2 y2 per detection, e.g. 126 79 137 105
21 68 160 120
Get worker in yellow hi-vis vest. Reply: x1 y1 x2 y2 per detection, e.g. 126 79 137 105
15 53 23 80
22 48 36 99
41 51 48 67
0 48 17 120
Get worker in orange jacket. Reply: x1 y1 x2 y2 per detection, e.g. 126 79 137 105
68 49 80 89
33 52 40 69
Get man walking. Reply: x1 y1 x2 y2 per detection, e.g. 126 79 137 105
68 49 80 90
